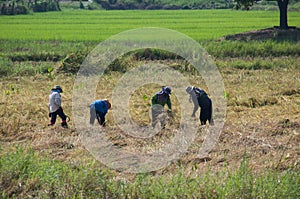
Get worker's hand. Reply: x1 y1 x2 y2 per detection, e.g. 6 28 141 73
48 113 52 117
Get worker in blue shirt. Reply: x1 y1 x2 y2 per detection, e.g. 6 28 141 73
90 99 111 126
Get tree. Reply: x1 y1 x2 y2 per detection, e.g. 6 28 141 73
79 0 85 9
234 0 290 29
277 0 289 29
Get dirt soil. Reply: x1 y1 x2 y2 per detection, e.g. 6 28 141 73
1 65 299 176
221 27 300 41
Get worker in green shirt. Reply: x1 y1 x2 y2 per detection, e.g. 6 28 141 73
151 86 172 127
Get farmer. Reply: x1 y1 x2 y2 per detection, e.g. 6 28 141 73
151 86 172 127
89 99 111 126
186 86 214 125
48 85 68 128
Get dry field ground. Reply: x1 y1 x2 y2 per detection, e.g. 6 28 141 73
1 59 299 175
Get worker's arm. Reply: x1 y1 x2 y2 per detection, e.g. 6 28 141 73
167 97 172 110
191 95 199 117
151 94 158 105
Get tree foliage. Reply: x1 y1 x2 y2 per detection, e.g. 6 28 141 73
0 0 61 15
95 0 235 10
234 0 259 10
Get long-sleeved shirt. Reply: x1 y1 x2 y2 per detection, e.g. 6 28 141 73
189 87 208 116
90 100 109 114
49 90 62 113
151 91 172 110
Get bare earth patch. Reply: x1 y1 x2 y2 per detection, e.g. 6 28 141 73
221 27 300 41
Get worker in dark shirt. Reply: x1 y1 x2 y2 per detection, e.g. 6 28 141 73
186 86 214 125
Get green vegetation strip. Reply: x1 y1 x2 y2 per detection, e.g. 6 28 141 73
0 10 299 41
0 147 299 198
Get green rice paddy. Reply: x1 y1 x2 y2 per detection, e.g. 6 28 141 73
1 9 299 41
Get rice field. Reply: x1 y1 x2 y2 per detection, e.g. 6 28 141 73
0 8 300 198
0 9 299 41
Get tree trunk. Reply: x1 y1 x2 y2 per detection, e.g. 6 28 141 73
277 0 289 29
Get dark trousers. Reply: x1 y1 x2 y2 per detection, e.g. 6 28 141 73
198 97 213 125
50 107 67 124
90 108 105 126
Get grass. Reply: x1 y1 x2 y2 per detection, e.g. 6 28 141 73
0 9 299 78
0 9 299 41
215 56 300 70
1 147 299 198
205 40 300 58
0 39 299 78
1 9 300 198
